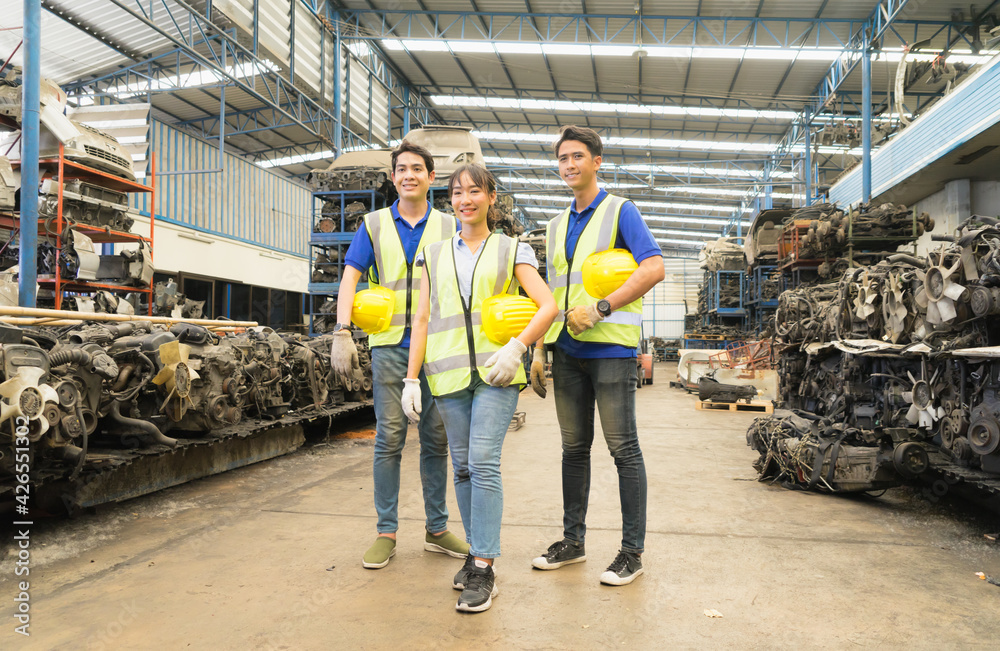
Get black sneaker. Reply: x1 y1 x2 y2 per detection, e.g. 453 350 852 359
456 562 498 613
599 550 644 586
453 553 476 591
531 539 586 570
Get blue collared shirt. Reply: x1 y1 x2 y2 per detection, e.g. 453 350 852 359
344 200 461 347
556 189 662 359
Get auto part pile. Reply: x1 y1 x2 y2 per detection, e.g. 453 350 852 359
752 215 1000 493
699 238 745 272
315 200 368 234
782 202 932 263
0 318 373 507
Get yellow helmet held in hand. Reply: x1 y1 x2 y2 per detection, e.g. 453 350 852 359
582 248 638 299
481 294 538 345
351 286 394 334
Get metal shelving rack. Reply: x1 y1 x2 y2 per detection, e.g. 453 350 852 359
7 144 156 314
307 188 385 335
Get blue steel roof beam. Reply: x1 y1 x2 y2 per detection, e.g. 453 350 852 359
102 0 347 149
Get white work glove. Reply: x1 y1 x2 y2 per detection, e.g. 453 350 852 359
330 330 359 379
566 304 604 335
530 347 547 399
483 338 528 387
401 378 422 423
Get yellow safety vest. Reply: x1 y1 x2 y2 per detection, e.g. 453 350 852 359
363 206 457 347
544 193 643 347
423 233 527 396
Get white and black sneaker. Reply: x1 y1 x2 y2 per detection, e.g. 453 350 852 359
453 553 476 590
599 550 644 586
531 539 586 570
456 560 498 613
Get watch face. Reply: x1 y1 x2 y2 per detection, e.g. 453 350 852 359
597 300 611 316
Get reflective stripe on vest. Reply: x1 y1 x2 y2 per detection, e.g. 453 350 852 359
544 194 643 348
423 233 527 396
364 207 456 347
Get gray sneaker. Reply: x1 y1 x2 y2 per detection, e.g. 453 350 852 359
453 553 476 590
531 539 586 570
456 562 498 613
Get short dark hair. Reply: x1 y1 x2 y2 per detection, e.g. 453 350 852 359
391 140 434 174
553 125 603 159
447 164 500 231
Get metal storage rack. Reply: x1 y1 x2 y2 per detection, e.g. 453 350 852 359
6 144 156 314
307 189 385 335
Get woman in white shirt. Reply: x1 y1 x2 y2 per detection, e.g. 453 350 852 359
403 164 557 613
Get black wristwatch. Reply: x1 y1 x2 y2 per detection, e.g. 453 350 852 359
596 299 612 318
333 323 351 333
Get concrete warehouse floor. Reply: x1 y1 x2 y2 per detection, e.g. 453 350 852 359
3 362 1000 649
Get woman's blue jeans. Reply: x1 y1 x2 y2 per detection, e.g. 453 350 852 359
435 374 519 559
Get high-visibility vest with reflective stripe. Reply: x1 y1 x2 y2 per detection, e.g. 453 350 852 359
543 194 643 347
423 233 527 396
363 207 457 347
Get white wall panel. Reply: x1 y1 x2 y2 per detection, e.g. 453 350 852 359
130 121 312 261
292 3 323 96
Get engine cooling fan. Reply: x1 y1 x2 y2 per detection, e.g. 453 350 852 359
915 249 966 325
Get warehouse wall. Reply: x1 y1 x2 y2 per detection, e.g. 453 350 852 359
912 179 1000 256
642 259 701 339
125 120 313 293
130 120 313 257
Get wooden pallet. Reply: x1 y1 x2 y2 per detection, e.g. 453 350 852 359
696 400 774 414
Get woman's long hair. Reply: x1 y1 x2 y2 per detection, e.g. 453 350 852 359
447 164 500 231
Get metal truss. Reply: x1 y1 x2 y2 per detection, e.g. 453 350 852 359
59 0 438 160
338 9 966 49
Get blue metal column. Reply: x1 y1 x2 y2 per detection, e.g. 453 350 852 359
332 12 342 154
803 111 812 205
403 86 410 134
19 0 40 307
861 41 873 203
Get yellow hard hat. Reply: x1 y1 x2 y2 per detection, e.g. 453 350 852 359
582 248 638 299
351 286 394 334
481 294 538 345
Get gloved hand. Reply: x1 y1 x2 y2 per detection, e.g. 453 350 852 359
330 330 359 378
401 378 422 423
483 338 528 387
530 347 547 398
566 304 604 335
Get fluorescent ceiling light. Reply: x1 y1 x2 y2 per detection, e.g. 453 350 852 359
656 238 706 248
431 96 797 121
646 215 751 227
649 228 717 238
382 39 846 62
499 175 648 190
383 38 998 69
660 186 801 200
484 156 795 180
519 205 564 215
513 193 735 213
475 130 777 153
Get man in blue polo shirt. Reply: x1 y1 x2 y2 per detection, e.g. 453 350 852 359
530 125 664 586
330 141 468 569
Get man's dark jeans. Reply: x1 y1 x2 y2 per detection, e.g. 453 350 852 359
553 346 647 554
